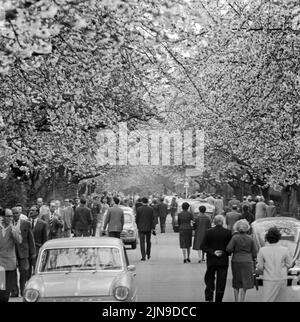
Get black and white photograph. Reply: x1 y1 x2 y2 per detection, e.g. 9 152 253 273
1 0 300 308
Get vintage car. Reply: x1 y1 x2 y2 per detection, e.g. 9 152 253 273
120 207 138 249
173 198 216 232
252 217 300 286
101 206 138 249
23 237 138 302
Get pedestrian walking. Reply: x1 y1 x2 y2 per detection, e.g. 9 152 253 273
169 197 178 229
256 227 293 302
225 204 241 232
157 197 168 233
0 207 22 303
90 196 101 236
255 196 267 220
226 219 257 302
214 195 224 216
178 202 194 263
136 197 155 261
102 197 124 238
10 208 36 297
200 215 232 302
266 200 277 217
150 199 159 231
193 206 211 263
240 204 255 225
42 201 64 239
27 205 48 279
61 199 74 237
72 198 92 237
228 195 241 211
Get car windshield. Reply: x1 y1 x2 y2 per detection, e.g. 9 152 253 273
124 213 133 223
39 247 123 272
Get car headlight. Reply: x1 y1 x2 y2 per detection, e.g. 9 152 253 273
127 230 134 236
24 288 40 302
113 286 129 301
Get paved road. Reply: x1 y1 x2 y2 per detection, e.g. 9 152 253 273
127 216 300 302
10 216 300 302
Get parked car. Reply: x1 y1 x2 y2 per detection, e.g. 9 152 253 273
23 237 138 302
252 217 300 286
173 198 215 232
101 206 138 249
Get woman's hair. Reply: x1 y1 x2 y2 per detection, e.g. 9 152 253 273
234 219 250 233
265 227 281 243
182 202 190 211
199 205 206 213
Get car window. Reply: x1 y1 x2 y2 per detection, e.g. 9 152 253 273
39 247 123 272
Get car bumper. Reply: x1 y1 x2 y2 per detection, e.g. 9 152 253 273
121 236 137 244
29 295 137 302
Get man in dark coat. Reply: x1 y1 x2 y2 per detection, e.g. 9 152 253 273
41 201 64 239
27 205 48 279
200 215 232 302
136 197 155 261
11 207 36 297
72 198 92 237
157 197 168 233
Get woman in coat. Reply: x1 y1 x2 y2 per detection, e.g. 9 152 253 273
226 219 257 302
256 226 293 302
178 202 194 263
193 205 211 262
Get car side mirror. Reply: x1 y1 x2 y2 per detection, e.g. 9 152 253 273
127 265 136 272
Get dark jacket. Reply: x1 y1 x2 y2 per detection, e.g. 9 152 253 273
72 205 93 231
136 205 155 232
41 212 64 238
177 210 193 231
157 203 168 218
200 226 232 267
15 220 36 260
32 218 48 251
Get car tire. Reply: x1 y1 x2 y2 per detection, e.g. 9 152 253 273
132 241 137 249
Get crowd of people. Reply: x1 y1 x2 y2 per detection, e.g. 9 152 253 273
0 191 294 303
174 194 294 303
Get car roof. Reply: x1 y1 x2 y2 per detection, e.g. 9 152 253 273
40 237 124 249
120 206 134 212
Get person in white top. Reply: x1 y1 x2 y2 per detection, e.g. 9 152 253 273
256 227 293 302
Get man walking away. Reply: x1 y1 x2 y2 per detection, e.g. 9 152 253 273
136 197 155 261
102 197 124 238
157 197 168 233
201 215 232 302
72 198 92 237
